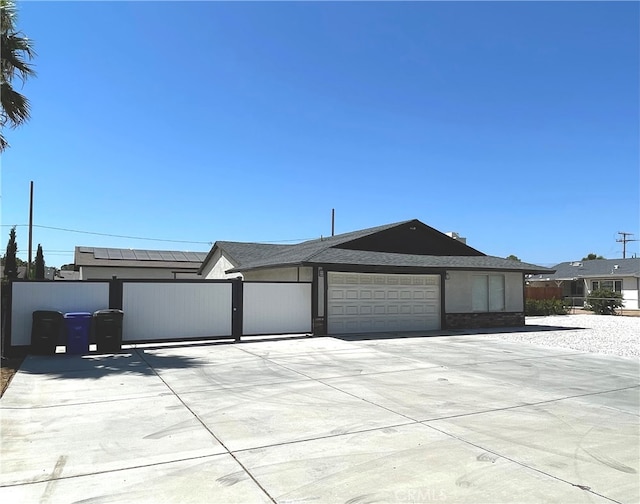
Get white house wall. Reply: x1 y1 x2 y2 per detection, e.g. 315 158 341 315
622 277 639 308
243 282 312 335
445 271 523 312
202 250 241 280
243 267 313 282
586 277 639 309
11 282 110 346
122 282 232 341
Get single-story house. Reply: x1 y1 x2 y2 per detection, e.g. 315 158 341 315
198 219 553 334
74 246 208 279
526 258 640 309
54 269 81 281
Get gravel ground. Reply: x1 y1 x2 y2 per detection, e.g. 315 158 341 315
484 314 640 359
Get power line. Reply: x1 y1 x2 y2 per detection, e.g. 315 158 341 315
1 224 213 245
616 231 638 259
0 223 315 245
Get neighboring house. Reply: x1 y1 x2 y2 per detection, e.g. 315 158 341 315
74 247 208 279
198 219 552 334
54 269 81 281
526 258 640 309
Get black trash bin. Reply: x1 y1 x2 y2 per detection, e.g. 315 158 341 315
31 311 64 355
93 309 124 352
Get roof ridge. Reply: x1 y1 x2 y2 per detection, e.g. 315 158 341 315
300 219 414 245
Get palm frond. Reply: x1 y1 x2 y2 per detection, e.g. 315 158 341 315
0 0 35 152
0 80 30 126
0 0 18 35
0 132 8 152
1 32 36 81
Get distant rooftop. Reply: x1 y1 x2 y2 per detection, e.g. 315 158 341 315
527 258 640 281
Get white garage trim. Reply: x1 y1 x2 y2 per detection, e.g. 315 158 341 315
327 272 441 334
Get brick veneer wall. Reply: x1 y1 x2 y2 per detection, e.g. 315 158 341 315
445 312 524 329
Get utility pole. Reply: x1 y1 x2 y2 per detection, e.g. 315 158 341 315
616 231 638 259
28 181 34 278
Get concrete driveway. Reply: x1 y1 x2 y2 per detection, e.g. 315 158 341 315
1 327 638 503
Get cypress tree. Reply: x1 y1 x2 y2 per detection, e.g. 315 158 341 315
3 227 18 279
35 243 45 279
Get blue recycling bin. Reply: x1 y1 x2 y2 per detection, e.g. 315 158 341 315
64 312 92 354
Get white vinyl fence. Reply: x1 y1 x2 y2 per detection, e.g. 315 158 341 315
7 280 314 351
10 282 110 346
243 282 312 335
122 282 232 341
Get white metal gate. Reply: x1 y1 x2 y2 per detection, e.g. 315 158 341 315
243 282 312 335
122 282 232 341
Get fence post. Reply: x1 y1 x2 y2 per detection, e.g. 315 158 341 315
1 280 13 358
232 279 243 342
109 277 123 310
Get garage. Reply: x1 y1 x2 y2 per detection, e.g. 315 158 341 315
327 272 441 334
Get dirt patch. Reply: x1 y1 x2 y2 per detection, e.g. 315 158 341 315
1 356 25 398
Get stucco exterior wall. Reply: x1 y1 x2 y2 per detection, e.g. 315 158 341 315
584 276 639 309
445 270 523 313
243 267 313 282
80 266 200 280
202 250 241 279
622 277 639 309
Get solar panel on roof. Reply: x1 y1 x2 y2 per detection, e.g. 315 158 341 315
107 249 123 260
187 252 207 261
146 251 163 260
172 252 188 262
120 249 136 260
159 251 175 261
80 246 206 262
135 250 148 259
93 248 110 259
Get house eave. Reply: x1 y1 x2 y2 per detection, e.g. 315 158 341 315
228 260 553 276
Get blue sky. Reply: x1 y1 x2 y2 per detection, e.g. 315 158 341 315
1 1 638 267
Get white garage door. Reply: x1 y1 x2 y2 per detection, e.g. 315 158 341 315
327 272 440 334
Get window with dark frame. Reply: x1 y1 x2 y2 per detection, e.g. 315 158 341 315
591 280 622 293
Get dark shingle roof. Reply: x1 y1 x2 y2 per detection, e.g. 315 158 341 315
202 220 553 275
198 221 411 274
306 249 549 273
212 241 291 266
527 258 640 281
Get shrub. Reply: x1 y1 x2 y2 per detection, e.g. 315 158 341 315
585 289 623 315
525 298 568 316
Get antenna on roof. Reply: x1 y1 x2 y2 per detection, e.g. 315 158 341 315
331 208 335 237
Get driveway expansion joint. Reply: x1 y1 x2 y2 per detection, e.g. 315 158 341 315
134 349 278 504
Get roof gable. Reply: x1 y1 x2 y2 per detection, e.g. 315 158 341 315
334 219 485 257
